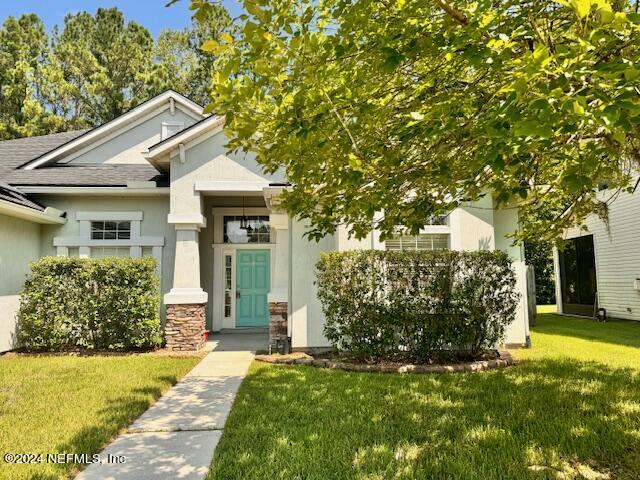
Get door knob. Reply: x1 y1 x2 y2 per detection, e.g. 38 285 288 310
236 291 241 298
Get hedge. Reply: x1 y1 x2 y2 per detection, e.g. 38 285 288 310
315 250 520 362
17 256 162 351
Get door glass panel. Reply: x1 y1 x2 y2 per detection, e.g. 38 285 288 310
224 255 232 318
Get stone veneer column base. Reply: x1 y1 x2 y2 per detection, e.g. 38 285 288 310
268 301 288 354
165 303 206 351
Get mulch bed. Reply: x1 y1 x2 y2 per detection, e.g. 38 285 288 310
255 350 514 373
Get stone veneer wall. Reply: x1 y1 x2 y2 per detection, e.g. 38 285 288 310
269 301 288 353
165 303 206 351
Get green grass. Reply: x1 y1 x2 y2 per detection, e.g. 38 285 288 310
0 354 200 480
537 304 558 314
209 313 640 479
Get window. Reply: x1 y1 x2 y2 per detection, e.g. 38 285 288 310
91 221 131 240
224 255 232 318
223 216 270 243
386 233 449 251
161 122 184 140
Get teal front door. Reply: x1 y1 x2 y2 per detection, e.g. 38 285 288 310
236 249 270 327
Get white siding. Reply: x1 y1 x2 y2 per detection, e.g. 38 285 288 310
564 186 640 320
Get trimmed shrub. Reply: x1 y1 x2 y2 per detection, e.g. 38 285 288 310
315 250 520 361
17 256 162 351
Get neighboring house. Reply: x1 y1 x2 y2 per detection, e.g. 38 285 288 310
0 90 530 352
554 181 640 320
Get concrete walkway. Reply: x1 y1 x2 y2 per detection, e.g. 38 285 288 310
76 331 267 480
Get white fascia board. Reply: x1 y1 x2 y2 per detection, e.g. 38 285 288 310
53 236 164 247
145 116 225 160
76 211 143 221
0 199 66 224
22 91 204 170
195 180 271 193
17 187 170 196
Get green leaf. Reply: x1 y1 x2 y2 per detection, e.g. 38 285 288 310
513 120 553 138
562 173 583 193
624 68 640 82
200 40 219 52
348 153 363 171
220 32 234 44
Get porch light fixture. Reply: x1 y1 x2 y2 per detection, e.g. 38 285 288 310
240 196 249 230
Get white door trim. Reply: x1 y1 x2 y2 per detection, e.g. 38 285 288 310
212 243 276 329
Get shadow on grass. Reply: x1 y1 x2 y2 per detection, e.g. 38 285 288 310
210 359 640 480
45 375 180 479
534 313 640 350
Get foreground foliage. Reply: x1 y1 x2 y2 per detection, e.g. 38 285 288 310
316 250 519 361
0 354 200 480
18 257 162 351
200 0 640 243
209 313 640 479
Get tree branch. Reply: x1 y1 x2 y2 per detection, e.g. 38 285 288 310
433 0 468 26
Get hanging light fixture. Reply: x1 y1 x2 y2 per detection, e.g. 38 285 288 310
240 196 248 230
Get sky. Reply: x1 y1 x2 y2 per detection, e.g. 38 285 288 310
0 0 245 38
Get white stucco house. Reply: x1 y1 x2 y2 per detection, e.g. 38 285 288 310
0 90 530 352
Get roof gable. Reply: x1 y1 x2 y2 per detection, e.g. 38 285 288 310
21 90 204 170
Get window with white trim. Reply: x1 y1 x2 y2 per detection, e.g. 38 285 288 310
385 233 450 251
53 211 164 275
91 221 131 240
223 216 270 243
386 215 450 251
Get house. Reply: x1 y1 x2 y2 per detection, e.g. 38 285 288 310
0 90 530 352
554 181 640 320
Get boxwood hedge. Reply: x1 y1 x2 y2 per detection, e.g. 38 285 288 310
17 256 162 351
315 250 520 361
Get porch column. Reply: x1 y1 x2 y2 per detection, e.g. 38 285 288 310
164 214 208 351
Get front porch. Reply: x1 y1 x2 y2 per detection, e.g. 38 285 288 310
141 116 331 352
164 188 290 351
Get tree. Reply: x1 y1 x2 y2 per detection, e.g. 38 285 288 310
198 0 640 243
148 28 199 99
0 14 67 139
150 4 232 105
147 5 232 105
525 241 557 304
0 5 232 140
48 8 154 126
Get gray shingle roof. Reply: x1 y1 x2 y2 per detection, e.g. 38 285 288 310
5 164 167 187
0 181 45 211
0 130 89 175
0 130 167 187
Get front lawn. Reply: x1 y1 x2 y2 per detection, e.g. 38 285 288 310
209 313 640 479
0 354 200 480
